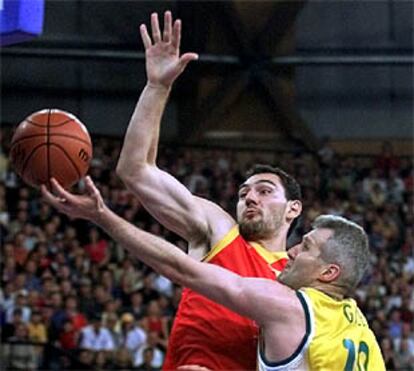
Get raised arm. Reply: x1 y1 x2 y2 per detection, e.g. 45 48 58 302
116 11 234 248
42 178 299 326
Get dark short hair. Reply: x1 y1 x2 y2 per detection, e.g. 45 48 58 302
245 164 302 202
245 164 302 237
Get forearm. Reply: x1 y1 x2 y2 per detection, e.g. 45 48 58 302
95 206 197 285
98 205 247 314
117 84 171 173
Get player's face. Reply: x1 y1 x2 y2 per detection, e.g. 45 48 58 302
278 228 333 290
237 173 288 240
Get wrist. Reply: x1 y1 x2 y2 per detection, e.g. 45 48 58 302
145 82 172 93
93 204 112 228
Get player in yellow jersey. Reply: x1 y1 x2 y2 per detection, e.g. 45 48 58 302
42 177 385 371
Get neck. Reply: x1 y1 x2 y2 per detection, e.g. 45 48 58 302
254 236 287 252
313 283 346 301
249 226 289 252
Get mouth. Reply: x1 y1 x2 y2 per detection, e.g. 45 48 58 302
244 208 261 218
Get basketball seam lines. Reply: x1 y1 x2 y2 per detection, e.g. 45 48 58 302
27 118 74 128
47 110 51 187
21 143 47 178
49 143 82 180
11 133 91 147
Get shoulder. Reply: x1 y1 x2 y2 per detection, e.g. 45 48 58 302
200 224 242 263
243 279 303 326
197 197 236 240
188 196 236 255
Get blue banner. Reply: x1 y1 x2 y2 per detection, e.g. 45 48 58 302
1 0 44 46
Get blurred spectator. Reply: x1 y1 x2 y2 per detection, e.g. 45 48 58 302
119 312 147 356
395 337 414 370
135 347 161 371
141 300 169 346
5 291 31 324
153 274 173 298
13 233 29 266
112 347 134 370
59 319 78 351
0 282 16 314
381 337 398 369
79 313 115 352
78 349 95 369
124 291 145 320
139 274 160 305
94 350 110 370
27 309 47 368
83 227 110 267
400 297 414 324
134 331 165 368
2 323 38 371
2 308 24 340
63 295 88 332
27 309 47 344
48 292 66 342
388 309 404 339
105 313 122 347
78 278 95 318
24 259 42 292
102 299 121 326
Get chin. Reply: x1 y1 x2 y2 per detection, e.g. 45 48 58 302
240 225 260 241
278 274 299 290
239 220 265 240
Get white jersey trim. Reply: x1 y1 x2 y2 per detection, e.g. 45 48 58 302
258 290 315 371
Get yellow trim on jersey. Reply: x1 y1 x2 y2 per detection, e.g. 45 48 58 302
250 242 288 264
203 225 288 265
203 225 239 262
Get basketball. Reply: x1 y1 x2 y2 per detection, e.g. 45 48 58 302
10 109 93 189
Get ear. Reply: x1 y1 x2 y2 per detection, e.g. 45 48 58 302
286 200 302 221
319 264 341 283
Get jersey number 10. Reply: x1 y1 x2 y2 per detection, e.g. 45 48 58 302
343 338 369 371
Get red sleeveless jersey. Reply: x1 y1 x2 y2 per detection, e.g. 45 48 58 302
163 226 288 370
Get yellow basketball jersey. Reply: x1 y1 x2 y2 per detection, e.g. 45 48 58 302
301 287 385 371
258 287 385 371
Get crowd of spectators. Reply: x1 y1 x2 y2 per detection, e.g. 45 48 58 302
0 128 413 370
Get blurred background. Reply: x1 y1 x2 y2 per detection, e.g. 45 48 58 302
1 1 413 370
2 0 413 152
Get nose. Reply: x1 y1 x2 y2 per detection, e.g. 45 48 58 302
288 245 299 260
245 189 259 205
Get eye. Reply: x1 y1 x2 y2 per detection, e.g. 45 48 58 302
259 188 272 195
239 191 247 199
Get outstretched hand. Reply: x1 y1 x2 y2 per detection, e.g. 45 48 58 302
140 11 198 88
41 176 105 222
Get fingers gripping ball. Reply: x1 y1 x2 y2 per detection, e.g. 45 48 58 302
10 109 93 189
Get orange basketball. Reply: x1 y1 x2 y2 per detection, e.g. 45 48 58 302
10 109 93 189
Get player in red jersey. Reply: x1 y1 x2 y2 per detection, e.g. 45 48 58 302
116 11 302 370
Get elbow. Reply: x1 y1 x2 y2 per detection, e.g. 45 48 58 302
116 156 138 180
116 165 132 189
116 161 128 181
116 162 145 185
